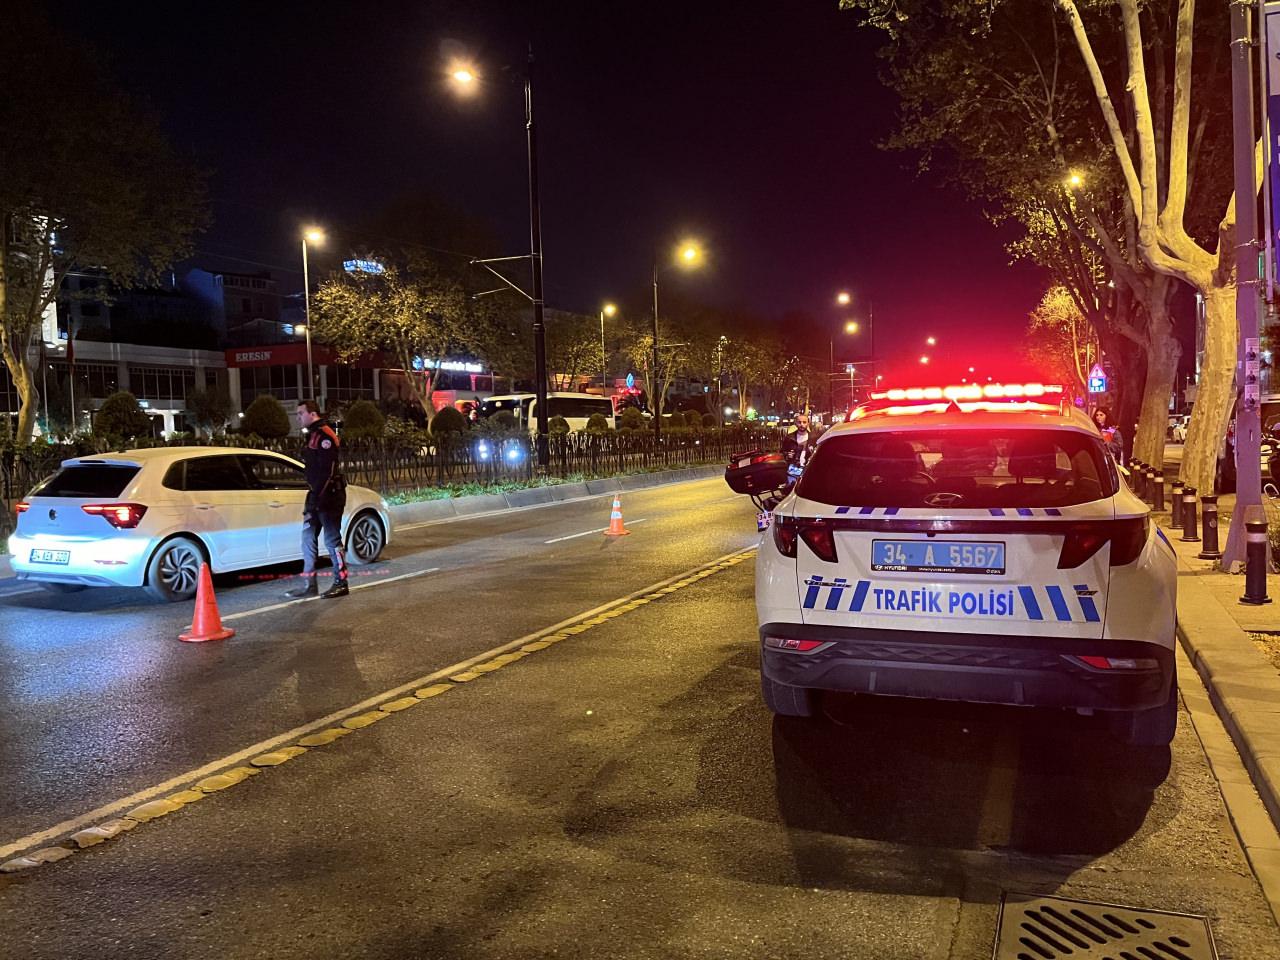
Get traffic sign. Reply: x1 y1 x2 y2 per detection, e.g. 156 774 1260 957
625 372 635 389
1088 375 1107 394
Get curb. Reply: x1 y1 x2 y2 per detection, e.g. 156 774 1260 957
1169 527 1280 837
385 464 722 529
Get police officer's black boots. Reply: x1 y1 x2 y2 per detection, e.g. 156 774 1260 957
284 576 318 599
322 579 349 599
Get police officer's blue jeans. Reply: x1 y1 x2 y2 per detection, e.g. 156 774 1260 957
301 507 347 582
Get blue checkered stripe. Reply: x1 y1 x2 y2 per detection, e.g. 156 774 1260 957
801 577 1101 623
830 506 1065 517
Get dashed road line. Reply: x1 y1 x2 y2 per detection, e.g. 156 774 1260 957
544 519 649 544
0 547 756 874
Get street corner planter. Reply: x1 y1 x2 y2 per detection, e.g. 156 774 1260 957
585 478 623 495
388 499 458 528
503 487 555 508
450 492 513 517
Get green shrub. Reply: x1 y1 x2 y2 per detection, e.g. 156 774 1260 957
618 407 645 431
585 412 611 434
342 399 386 439
93 391 151 441
702 412 718 428
185 388 233 435
430 405 469 437
549 415 571 435
242 395 292 439
683 410 703 430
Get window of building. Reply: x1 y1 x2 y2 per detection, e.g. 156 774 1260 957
129 365 195 402
239 364 299 408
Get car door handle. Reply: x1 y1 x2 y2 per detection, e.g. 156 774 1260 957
194 503 214 511
268 501 286 508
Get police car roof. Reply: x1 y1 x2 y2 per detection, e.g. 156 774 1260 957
825 401 1099 441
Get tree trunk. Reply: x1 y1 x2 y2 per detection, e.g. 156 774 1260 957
1182 286 1235 494
1132 319 1179 466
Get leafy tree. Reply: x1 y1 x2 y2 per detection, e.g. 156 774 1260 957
1024 287 1101 395
313 263 470 419
185 388 233 437
683 409 704 430
702 412 718 429
429 405 468 437
93 391 150 441
242 395 291 440
546 310 605 391
341 399 385 439
0 11 208 442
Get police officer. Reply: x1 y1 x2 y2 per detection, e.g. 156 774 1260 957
285 400 349 599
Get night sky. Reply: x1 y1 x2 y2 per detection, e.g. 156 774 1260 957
55 0 1044 381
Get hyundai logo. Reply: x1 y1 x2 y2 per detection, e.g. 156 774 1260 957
48 509 57 520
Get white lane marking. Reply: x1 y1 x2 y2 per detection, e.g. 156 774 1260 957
220 568 439 622
0 546 756 862
0 586 43 599
544 518 648 544
393 474 722 533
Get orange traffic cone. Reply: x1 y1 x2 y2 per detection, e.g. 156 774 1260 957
180 563 235 643
603 495 630 537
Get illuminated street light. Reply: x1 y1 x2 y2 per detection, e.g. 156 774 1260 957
599 303 618 390
968 366 975 373
1066 171 1084 188
926 335 937 346
653 242 705 438
300 227 326 400
919 355 930 365
845 321 859 334
677 241 704 267
836 291 851 306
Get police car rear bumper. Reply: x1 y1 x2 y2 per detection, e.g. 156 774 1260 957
759 622 1173 712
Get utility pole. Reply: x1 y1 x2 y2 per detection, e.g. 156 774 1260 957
526 49 550 469
1224 0 1265 568
652 260 661 439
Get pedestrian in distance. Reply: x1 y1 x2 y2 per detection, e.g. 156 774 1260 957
285 399 349 599
1093 407 1125 466
781 415 814 491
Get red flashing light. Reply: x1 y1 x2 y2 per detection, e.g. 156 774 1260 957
82 503 148 529
15 501 29 514
873 382 1064 403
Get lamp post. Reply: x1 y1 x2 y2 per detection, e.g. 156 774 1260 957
450 52 551 468
600 302 616 393
301 227 324 401
652 241 703 439
833 291 875 413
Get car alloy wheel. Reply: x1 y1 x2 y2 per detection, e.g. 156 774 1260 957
158 541 201 596
348 514 384 564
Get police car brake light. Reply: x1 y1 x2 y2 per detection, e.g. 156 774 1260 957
1057 529 1108 569
1076 655 1159 671
764 636 825 652
1056 517 1148 568
798 520 839 563
773 516 798 557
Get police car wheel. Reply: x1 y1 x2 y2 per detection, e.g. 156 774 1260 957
346 512 385 566
1111 680 1178 748
760 672 816 718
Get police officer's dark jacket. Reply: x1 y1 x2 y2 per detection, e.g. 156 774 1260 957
302 417 344 506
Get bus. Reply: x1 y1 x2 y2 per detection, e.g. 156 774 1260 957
478 392 616 434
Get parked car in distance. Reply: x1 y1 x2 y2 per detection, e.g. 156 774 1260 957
8 447 392 602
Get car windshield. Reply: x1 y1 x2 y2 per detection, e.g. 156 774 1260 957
796 428 1114 509
30 463 139 498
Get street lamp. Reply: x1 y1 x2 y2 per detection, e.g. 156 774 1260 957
652 239 704 439
831 291 875 414
449 51 552 468
836 291 851 306
919 355 930 365
600 302 617 392
301 227 325 401
926 335 937 346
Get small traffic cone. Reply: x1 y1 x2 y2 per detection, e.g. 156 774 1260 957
603 495 630 537
180 563 235 643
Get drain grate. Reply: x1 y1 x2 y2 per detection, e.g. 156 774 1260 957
994 892 1217 960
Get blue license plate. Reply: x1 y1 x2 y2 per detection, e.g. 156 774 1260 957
871 540 1005 575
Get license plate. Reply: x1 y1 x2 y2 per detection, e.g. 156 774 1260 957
757 511 772 531
872 539 1005 575
30 549 70 565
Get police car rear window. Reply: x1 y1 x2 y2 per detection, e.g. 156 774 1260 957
796 429 1114 509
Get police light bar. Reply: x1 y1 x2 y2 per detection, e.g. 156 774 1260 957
870 382 1064 402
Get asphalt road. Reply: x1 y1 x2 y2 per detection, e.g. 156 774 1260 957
0 477 1277 958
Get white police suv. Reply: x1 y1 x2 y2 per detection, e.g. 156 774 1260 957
756 384 1178 746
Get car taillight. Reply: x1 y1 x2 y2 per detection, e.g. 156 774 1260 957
1057 518 1148 568
82 503 148 529
773 515 798 557
799 520 839 563
15 501 29 514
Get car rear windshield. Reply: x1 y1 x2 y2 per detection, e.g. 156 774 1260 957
796 429 1115 509
31 463 140 499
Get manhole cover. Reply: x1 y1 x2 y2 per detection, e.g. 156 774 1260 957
994 892 1217 960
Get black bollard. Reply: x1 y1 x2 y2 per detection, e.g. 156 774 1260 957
1198 495 1222 560
1180 486 1200 542
1241 514 1272 605
1133 461 1148 499
1171 480 1185 528
1144 464 1157 502
1153 471 1166 511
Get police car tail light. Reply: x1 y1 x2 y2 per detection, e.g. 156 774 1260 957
764 636 825 652
1107 517 1149 566
1057 530 1108 569
1076 655 1159 670
773 516 799 557
798 520 839 563
1056 517 1149 569
81 503 148 529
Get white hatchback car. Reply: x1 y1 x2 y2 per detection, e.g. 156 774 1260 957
8 447 392 602
756 386 1178 746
